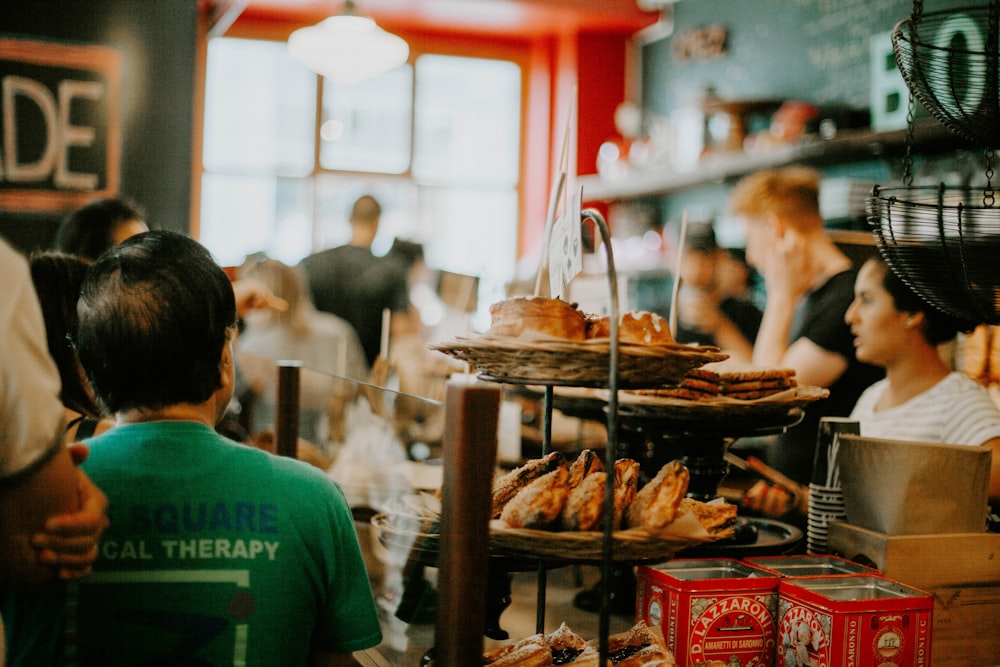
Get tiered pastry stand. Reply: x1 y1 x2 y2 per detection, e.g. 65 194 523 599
433 209 729 662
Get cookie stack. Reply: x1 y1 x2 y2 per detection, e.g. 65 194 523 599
718 368 797 400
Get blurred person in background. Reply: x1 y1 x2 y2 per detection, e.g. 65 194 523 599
54 197 148 262
300 195 416 367
746 255 1000 515
730 166 882 497
29 252 115 443
0 238 109 657
236 257 367 453
675 222 761 363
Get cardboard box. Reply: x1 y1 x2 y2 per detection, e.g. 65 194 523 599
837 435 991 535
829 521 1000 666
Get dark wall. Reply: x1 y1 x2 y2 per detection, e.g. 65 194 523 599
0 0 198 253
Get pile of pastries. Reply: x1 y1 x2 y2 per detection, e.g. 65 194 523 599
483 621 675 666
488 296 674 345
492 450 736 536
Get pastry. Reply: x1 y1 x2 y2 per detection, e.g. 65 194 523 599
567 448 603 488
677 497 738 536
626 460 690 534
492 451 565 519
500 466 571 529
560 471 607 531
483 633 551 666
612 458 640 530
488 296 588 340
546 622 597 665
586 311 674 345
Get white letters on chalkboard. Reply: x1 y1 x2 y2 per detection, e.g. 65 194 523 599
0 74 104 190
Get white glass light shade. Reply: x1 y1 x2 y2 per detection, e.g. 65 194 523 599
288 15 409 85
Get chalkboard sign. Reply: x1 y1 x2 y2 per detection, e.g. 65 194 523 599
643 0 970 113
0 37 121 212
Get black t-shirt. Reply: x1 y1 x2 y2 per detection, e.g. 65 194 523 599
299 245 410 367
766 269 884 484
675 296 762 348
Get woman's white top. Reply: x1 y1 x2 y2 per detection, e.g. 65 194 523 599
850 371 1000 446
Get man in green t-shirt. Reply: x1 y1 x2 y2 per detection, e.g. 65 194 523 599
2 231 381 666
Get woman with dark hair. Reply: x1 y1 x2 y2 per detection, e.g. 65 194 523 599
54 197 148 262
28 252 113 442
845 256 1000 504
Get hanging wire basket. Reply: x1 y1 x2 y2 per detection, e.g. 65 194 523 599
868 184 1000 324
891 3 1000 145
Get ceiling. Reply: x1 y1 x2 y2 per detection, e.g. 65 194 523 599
215 0 661 39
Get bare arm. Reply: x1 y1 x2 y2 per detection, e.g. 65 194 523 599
0 446 85 587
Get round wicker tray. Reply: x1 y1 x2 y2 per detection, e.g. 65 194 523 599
487 522 720 563
371 510 727 564
552 385 826 432
429 334 727 387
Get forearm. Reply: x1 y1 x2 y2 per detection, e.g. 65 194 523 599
0 446 80 587
752 296 797 368
307 650 360 666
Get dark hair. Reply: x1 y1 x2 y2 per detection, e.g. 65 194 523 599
76 230 236 414
28 251 104 419
55 197 145 262
874 256 976 345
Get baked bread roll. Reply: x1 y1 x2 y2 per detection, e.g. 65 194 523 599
586 311 674 345
500 466 570 529
626 460 690 534
488 296 587 340
492 451 565 519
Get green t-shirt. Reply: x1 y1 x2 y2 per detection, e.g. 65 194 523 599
3 421 381 666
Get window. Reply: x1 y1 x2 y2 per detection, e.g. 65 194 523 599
200 38 522 308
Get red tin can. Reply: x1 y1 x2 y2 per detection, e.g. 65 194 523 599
744 555 877 579
636 558 780 667
776 575 933 667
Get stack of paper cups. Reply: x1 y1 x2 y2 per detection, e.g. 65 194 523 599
807 417 859 554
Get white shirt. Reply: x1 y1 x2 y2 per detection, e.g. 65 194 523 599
0 239 65 479
850 372 1000 446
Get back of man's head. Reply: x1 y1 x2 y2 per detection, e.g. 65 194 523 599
76 230 236 414
350 195 381 226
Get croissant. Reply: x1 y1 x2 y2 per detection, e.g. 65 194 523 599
500 466 570 529
567 449 603 488
626 460 690 534
492 451 565 519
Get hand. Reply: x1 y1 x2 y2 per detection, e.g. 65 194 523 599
678 288 722 334
742 480 808 517
759 229 813 303
30 444 109 581
232 278 288 318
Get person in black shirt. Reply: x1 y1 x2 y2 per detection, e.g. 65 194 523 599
730 167 883 509
299 195 414 367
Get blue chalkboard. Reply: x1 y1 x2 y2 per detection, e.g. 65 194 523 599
642 0 971 114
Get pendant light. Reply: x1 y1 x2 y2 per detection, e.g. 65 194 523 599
288 0 409 85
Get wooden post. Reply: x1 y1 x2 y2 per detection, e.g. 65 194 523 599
435 379 501 666
275 361 301 459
